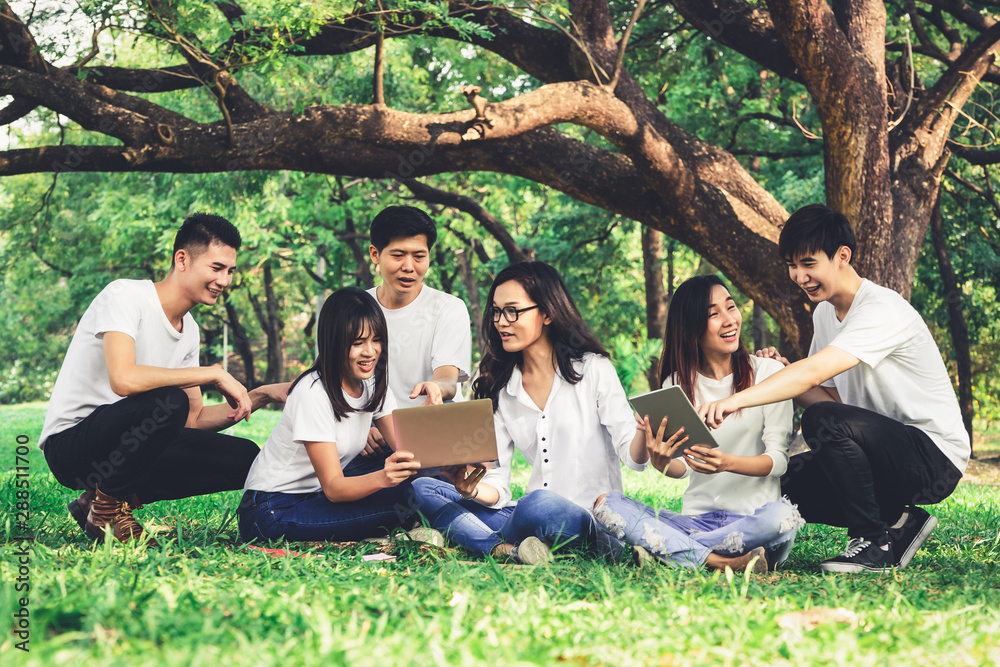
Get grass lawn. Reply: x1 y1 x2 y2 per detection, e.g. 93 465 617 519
2 401 999 666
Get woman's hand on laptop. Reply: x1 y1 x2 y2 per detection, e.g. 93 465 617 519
442 464 486 499
380 451 420 487
410 381 444 406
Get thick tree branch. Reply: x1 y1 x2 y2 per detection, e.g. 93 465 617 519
400 177 532 263
0 2 48 72
0 96 36 125
948 140 1000 165
0 65 199 145
670 0 802 82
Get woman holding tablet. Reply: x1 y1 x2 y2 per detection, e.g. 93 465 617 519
412 262 649 563
594 275 803 571
239 288 422 543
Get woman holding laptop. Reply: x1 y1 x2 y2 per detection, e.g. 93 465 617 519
412 262 648 563
593 275 803 571
238 288 424 543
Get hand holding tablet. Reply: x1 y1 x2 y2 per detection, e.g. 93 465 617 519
628 386 720 459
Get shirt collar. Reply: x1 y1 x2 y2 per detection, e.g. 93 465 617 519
505 363 565 410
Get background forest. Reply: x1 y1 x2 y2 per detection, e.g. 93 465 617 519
0 1 998 443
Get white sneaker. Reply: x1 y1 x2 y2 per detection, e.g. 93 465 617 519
509 536 552 565
632 545 657 568
406 526 446 547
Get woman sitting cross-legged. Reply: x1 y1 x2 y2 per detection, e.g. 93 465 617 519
412 262 650 563
238 287 424 544
594 275 804 572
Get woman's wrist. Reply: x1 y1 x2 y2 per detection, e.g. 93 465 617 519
459 486 480 501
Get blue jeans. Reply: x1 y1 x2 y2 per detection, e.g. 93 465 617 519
412 478 620 557
237 482 417 543
594 493 802 568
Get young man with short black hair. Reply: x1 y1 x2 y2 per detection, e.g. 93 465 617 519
699 204 969 573
40 213 288 546
359 205 472 456
367 205 472 406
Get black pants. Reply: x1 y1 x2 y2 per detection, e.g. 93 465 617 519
781 402 963 540
43 386 260 504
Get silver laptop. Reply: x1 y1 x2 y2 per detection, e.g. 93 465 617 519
391 399 500 473
628 386 720 457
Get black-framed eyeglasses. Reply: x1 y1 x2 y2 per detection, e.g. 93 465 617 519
491 305 539 323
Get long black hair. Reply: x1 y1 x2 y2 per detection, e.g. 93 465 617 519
289 287 389 421
473 262 607 409
657 275 754 404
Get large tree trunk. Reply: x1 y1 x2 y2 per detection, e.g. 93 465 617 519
455 247 484 352
928 193 975 450
248 261 285 385
642 225 667 391
223 297 256 389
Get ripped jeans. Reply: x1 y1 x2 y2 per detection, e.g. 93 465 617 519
594 493 803 568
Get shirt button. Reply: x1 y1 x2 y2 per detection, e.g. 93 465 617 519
541 437 546 441
543 483 548 487
543 449 547 453
544 459 549 463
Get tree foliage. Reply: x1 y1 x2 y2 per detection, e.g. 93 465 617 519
1 1 998 427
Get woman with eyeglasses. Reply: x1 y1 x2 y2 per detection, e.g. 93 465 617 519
411 262 650 563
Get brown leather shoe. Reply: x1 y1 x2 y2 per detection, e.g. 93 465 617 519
68 490 95 532
71 490 144 533
85 488 159 547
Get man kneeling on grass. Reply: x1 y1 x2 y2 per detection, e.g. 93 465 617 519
39 213 289 547
698 205 970 573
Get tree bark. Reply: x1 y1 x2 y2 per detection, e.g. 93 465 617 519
642 225 667 390
455 248 484 351
928 193 975 450
752 303 767 352
223 297 257 388
248 262 285 385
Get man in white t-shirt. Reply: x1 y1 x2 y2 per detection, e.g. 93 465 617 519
699 204 969 573
40 214 289 546
356 206 472 467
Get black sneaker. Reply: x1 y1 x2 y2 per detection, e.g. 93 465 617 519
889 507 938 569
819 537 894 573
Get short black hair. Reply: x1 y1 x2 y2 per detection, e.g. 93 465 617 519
369 205 437 251
778 204 856 262
172 213 242 263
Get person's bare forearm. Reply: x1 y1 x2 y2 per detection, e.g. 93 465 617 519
629 430 650 465
793 385 841 410
109 364 222 397
321 472 388 503
433 377 457 401
471 482 500 506
725 454 774 477
188 383 288 431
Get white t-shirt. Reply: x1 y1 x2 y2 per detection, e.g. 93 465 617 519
367 285 471 409
40 279 199 447
488 353 648 512
665 356 793 516
811 279 970 473
243 372 397 494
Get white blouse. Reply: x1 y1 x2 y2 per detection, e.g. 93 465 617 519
484 353 647 511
